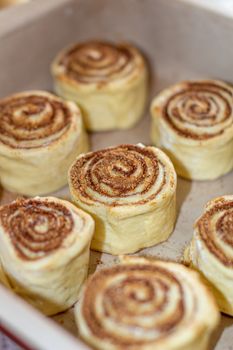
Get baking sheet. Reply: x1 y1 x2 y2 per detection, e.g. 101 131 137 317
1 76 232 350
0 0 232 349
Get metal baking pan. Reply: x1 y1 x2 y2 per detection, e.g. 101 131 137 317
0 0 232 349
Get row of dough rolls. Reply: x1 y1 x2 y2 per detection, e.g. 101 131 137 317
0 41 149 196
1 47 232 198
0 142 178 320
0 196 94 315
51 40 233 181
0 38 231 350
0 141 227 350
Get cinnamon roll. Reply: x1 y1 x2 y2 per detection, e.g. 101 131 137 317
0 197 94 315
0 91 88 196
184 195 233 316
151 80 233 180
51 41 148 131
75 256 219 350
68 144 177 254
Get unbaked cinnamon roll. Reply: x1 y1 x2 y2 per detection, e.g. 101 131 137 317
75 256 219 350
68 144 177 254
51 41 148 131
0 91 88 196
151 80 233 180
0 197 94 315
184 195 233 316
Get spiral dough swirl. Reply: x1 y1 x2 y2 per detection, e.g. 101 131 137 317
162 81 233 140
80 262 199 347
58 41 140 84
196 197 233 267
69 145 174 206
0 93 72 149
0 199 74 260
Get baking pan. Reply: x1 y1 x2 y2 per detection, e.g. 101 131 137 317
0 0 232 349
